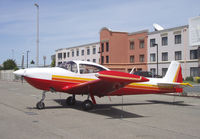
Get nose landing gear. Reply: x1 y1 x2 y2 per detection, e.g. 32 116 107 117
36 91 46 109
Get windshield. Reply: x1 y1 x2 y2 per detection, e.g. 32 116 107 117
59 61 78 73
79 64 106 74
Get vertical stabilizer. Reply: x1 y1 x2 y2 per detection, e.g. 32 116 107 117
163 61 183 83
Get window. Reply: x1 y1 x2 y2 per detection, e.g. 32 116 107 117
190 67 199 77
130 55 134 63
106 56 109 63
106 42 109 52
130 41 134 50
59 61 78 73
190 50 198 59
150 68 156 76
101 43 104 52
139 55 144 62
93 59 96 63
81 50 84 56
87 48 90 55
140 40 144 48
150 53 156 62
162 36 168 46
150 39 155 47
58 53 62 59
76 50 79 56
87 59 90 61
162 52 168 61
67 52 70 57
101 56 104 64
175 51 182 60
93 47 96 54
79 64 106 74
162 68 168 76
175 34 181 44
63 52 66 59
72 51 74 57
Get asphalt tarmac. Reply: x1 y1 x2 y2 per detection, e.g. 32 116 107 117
0 80 200 139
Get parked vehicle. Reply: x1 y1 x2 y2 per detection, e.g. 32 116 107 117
134 71 162 78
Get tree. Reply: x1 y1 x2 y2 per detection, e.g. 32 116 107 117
3 59 18 70
51 58 55 67
30 60 35 64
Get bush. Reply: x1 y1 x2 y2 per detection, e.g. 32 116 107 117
195 77 200 83
185 76 194 81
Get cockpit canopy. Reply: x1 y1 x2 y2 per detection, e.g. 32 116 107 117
59 61 108 74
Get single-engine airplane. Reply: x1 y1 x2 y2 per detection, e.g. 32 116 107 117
14 60 191 111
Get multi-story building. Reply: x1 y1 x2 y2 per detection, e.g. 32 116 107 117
55 42 100 66
100 27 148 72
148 25 199 78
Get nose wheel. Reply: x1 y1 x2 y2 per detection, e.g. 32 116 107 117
36 91 46 110
36 101 45 109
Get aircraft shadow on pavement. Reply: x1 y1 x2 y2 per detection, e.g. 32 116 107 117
147 100 193 106
45 99 155 119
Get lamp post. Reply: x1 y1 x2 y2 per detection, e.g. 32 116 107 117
153 43 159 76
26 50 30 68
43 56 46 67
34 3 39 67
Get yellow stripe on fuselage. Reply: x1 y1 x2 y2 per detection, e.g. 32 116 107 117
52 75 95 81
52 75 174 91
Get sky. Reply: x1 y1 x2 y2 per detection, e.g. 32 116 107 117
0 0 200 66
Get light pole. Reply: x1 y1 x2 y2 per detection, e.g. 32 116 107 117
153 43 159 76
26 50 30 68
34 3 39 67
43 56 46 67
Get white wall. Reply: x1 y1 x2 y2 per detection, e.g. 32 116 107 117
56 42 100 66
148 26 199 78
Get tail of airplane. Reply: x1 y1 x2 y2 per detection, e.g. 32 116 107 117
163 61 183 83
160 61 185 92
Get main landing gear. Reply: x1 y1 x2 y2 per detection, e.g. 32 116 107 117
36 91 46 109
66 94 76 105
66 93 96 111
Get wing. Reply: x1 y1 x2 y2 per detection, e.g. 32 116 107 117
62 70 149 97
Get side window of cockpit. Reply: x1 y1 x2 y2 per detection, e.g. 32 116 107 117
79 64 106 74
71 63 78 73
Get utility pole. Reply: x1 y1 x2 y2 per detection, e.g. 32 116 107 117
26 50 30 68
43 56 46 67
35 3 39 67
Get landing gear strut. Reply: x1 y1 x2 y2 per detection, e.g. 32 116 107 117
66 94 76 105
36 91 46 109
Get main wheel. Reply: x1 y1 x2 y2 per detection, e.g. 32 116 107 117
36 101 45 109
82 100 93 111
66 96 76 105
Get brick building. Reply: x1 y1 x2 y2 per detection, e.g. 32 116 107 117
100 27 148 72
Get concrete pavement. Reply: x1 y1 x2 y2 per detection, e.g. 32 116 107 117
0 80 200 139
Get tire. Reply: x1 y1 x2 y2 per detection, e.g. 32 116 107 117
66 96 76 105
82 100 93 111
36 102 45 109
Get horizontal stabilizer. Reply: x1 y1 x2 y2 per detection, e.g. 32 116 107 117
158 82 193 88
